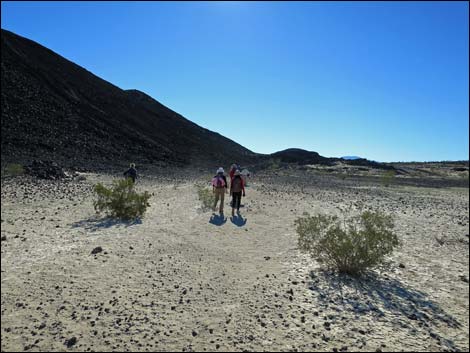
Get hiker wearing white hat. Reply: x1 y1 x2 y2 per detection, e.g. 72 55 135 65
211 167 228 214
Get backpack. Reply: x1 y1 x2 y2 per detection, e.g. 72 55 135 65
231 176 242 192
212 175 225 188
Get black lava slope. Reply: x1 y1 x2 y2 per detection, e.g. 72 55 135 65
1 29 258 169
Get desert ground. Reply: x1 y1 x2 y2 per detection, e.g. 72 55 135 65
1 167 469 352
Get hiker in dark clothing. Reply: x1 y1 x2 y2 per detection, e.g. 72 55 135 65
124 163 137 183
230 169 246 217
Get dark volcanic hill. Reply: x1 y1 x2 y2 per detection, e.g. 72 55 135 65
1 29 258 169
270 148 332 165
269 148 396 171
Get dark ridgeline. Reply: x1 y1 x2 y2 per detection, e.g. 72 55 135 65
270 149 395 170
271 148 332 165
1 28 399 172
1 29 259 170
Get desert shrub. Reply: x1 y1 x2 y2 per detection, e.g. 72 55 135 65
268 158 282 170
295 210 399 276
382 170 396 187
198 186 215 211
3 163 24 176
93 178 151 220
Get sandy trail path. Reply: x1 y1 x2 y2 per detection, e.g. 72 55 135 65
1 173 468 352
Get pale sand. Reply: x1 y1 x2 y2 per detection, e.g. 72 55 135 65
1 170 468 352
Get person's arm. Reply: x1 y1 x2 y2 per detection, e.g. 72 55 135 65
241 178 246 196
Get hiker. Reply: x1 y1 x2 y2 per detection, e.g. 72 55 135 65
212 167 228 214
124 163 137 183
230 169 246 216
228 164 239 207
240 168 250 186
229 164 238 181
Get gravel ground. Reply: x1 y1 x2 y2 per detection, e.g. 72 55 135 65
1 169 468 352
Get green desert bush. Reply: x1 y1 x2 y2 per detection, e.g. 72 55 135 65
382 170 396 187
93 178 151 220
295 210 399 276
3 163 24 177
268 158 282 170
198 186 215 211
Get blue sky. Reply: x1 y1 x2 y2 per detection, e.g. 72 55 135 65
1 1 468 162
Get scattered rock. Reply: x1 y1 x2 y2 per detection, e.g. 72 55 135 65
24 160 67 180
459 275 469 283
1 235 6 241
91 246 103 255
64 337 77 348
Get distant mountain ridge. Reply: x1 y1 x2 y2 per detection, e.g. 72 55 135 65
341 156 362 160
269 148 395 170
271 148 331 165
1 29 405 172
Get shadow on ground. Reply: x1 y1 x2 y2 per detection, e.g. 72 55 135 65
230 215 247 227
209 213 227 226
308 269 461 350
71 216 142 232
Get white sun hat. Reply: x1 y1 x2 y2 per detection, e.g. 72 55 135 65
217 167 224 174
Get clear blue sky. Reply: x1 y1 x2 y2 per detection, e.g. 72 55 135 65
1 1 469 162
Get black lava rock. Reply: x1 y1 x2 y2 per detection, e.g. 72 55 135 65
91 246 103 255
64 337 77 347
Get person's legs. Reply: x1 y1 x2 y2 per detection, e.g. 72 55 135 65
219 189 225 214
237 192 242 212
231 192 236 216
232 192 241 214
213 189 220 211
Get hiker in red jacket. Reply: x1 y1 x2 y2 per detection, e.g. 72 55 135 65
230 170 246 217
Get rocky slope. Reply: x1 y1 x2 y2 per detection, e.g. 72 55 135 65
1 29 258 170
